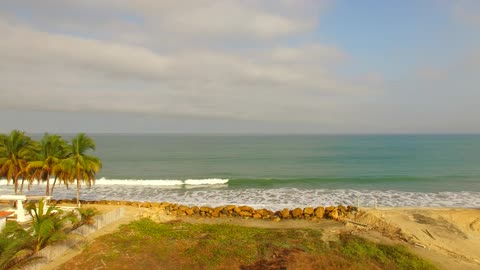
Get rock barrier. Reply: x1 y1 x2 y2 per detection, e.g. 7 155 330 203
51 199 358 221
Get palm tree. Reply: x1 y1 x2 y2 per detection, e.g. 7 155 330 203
27 134 69 196
50 161 72 196
0 221 37 270
65 134 102 205
0 130 39 194
26 199 77 252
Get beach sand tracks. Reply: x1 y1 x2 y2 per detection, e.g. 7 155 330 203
469 217 480 232
412 213 468 240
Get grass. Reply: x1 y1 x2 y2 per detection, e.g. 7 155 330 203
59 218 437 270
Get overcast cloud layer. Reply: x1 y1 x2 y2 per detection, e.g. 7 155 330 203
0 0 479 133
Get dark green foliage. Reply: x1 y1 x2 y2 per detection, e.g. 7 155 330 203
26 199 78 252
0 222 37 270
0 200 79 269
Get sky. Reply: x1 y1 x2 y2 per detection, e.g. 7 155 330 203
0 0 479 134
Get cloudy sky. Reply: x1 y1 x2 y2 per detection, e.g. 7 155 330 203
0 0 479 134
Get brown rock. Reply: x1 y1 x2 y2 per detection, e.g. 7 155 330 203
314 207 325 218
178 205 190 211
141 202 152 208
160 202 171 208
233 207 241 214
224 205 236 211
291 208 303 218
200 206 213 213
325 206 336 212
303 207 314 216
256 209 270 218
185 208 194 216
281 208 291 219
239 211 252 217
239 206 254 212
328 209 339 220
338 205 347 215
214 206 224 212
253 213 262 219
347 205 358 213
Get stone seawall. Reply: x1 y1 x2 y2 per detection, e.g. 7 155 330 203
51 199 358 221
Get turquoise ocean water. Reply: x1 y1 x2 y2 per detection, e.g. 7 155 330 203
2 135 479 209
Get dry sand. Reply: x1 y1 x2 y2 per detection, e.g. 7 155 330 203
41 205 480 270
354 207 480 270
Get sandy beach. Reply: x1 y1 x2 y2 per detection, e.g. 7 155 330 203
37 202 480 270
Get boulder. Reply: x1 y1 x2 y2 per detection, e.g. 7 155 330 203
239 211 252 217
281 208 291 219
325 206 336 212
337 205 347 216
327 209 339 220
239 206 254 212
256 209 270 218
303 207 314 216
200 206 213 213
178 205 190 211
185 208 194 216
314 207 325 218
224 205 236 211
347 205 358 213
141 202 152 208
291 208 303 218
253 213 262 219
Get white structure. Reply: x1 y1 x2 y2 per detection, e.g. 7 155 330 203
0 195 27 222
0 195 51 223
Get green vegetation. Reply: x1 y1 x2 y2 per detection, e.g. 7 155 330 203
0 199 99 269
59 219 437 270
26 199 78 252
0 130 102 203
0 222 37 270
72 207 100 230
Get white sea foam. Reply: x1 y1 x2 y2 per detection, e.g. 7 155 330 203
2 181 479 211
95 178 185 186
184 178 229 185
0 178 229 187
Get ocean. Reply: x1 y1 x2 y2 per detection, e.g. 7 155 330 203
1 134 480 210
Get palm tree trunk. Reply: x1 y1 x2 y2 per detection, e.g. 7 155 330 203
76 167 81 206
51 176 58 195
76 179 80 206
46 173 50 196
20 177 25 194
14 176 18 194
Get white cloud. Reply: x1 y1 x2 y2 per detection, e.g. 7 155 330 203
0 0 385 131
